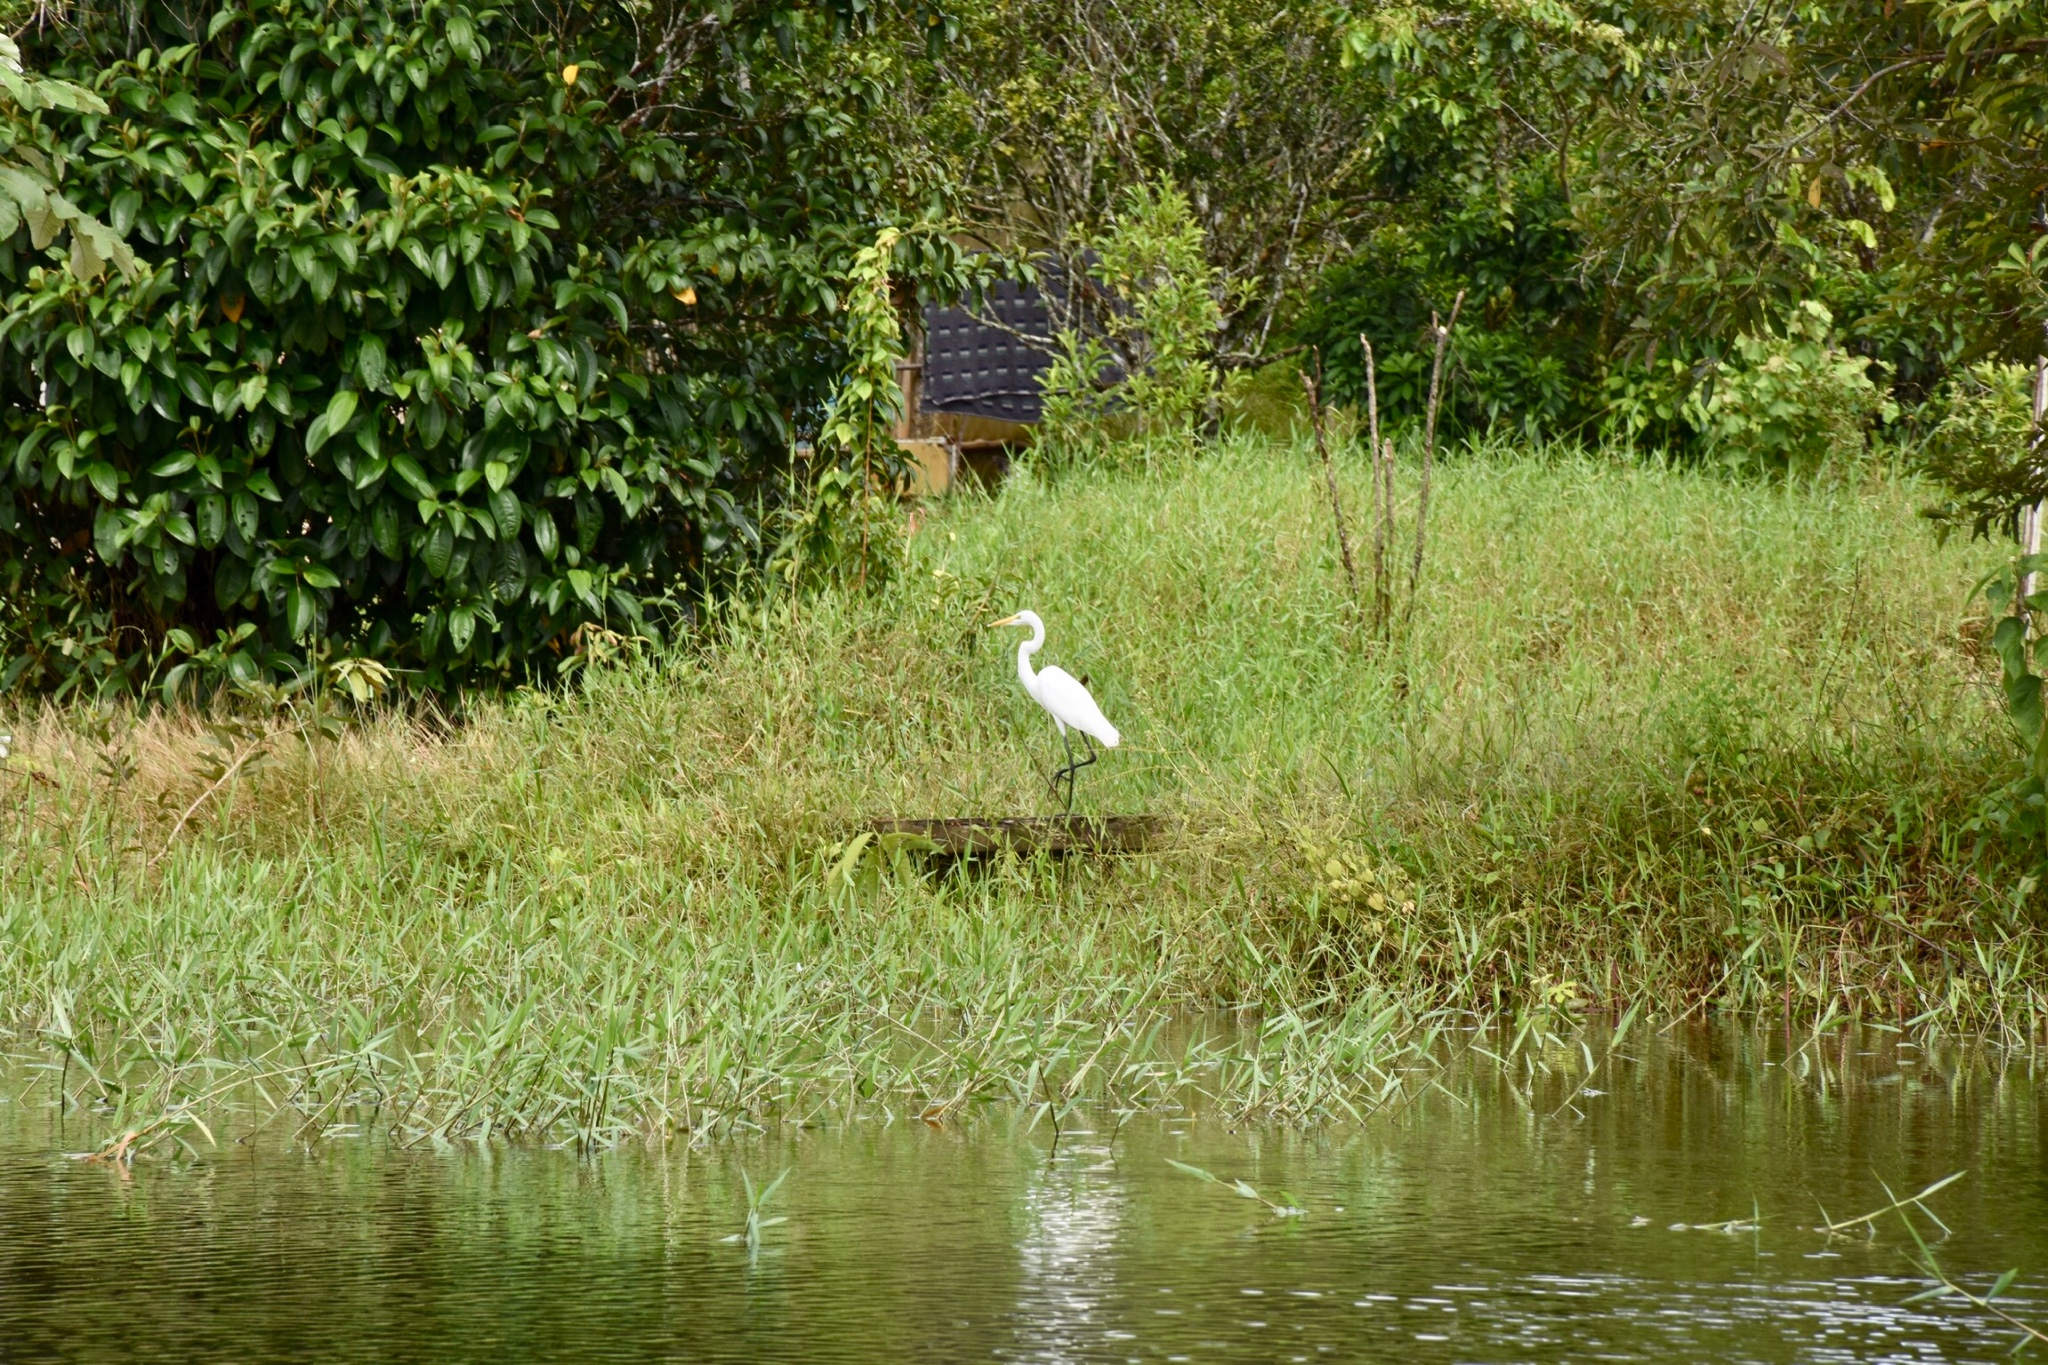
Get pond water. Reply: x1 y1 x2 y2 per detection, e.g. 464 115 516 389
1 1024 2044 1363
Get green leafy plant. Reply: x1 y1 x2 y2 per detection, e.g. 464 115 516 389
1961 551 2048 855
0 34 134 284
721 1167 790 1264
1291 829 1412 936
1699 302 1896 475
1921 363 2043 539
1039 178 1224 448
1 0 973 698
775 228 915 591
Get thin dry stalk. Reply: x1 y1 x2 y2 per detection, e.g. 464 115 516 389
153 737 268 866
1301 356 1361 612
1404 290 1464 630
1362 334 1394 636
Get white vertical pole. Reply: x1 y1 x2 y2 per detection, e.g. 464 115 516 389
2029 356 2048 636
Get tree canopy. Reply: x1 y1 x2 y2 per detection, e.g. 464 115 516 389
5 0 2047 697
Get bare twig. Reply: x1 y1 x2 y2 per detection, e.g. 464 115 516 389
1301 353 1361 613
154 738 267 866
1404 290 1464 630
1817 41 2048 131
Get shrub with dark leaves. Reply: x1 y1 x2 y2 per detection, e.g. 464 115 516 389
0 0 971 696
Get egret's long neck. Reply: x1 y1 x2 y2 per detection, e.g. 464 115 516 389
1015 619 1045 697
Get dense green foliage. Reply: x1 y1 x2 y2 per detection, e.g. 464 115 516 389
0 34 135 285
0 0 972 696
1697 302 1898 475
5 0 2046 711
904 0 2048 446
1283 1 2045 443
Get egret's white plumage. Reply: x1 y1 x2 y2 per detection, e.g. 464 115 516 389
991 610 1120 811
994 610 1120 747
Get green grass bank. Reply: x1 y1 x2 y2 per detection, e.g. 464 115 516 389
3 437 2041 1149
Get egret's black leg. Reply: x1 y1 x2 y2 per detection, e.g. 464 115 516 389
1057 728 1078 813
1048 731 1099 814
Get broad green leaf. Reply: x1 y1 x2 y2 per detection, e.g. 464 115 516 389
530 506 559 559
494 537 526 601
355 333 388 390
213 555 250 610
285 580 317 640
488 487 521 539
390 455 437 499
370 500 402 558
307 389 359 455
422 518 454 578
195 493 226 548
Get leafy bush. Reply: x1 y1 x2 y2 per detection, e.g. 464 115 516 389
1288 196 1610 442
1920 363 2043 539
1699 302 1895 474
1917 361 2048 856
1039 178 1223 448
0 0 970 698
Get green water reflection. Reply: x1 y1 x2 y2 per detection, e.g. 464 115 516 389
1 1024 2043 1362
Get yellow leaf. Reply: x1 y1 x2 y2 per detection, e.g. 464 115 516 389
1806 176 1823 208
562 64 580 86
672 285 697 305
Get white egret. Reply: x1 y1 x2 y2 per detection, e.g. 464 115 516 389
989 610 1121 812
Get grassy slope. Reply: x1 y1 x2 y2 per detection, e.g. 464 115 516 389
2 438 2039 1144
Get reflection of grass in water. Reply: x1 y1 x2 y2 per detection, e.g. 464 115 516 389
2 437 2038 1152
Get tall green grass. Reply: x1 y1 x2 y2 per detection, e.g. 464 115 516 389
2 436 2039 1149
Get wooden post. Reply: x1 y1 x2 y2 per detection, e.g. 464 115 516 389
894 283 925 439
867 816 1164 859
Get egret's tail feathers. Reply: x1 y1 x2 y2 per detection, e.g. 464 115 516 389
1097 724 1121 748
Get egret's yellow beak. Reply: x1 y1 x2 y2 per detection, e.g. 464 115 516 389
987 614 1023 629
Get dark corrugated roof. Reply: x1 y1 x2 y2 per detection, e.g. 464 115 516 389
921 273 1056 425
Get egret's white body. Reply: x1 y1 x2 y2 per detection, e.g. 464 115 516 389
990 610 1119 810
997 610 1120 747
